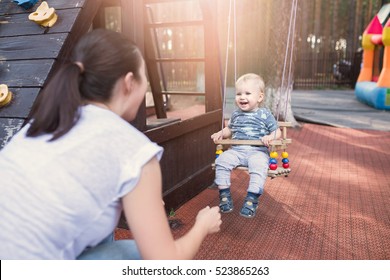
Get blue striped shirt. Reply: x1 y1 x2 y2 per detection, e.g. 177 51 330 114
228 107 278 140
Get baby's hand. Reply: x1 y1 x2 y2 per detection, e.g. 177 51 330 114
211 131 223 142
261 135 272 147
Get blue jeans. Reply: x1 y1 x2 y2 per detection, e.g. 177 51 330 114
215 147 269 195
77 233 141 260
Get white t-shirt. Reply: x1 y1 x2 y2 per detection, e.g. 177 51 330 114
0 105 163 259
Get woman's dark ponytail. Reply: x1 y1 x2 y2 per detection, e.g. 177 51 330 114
26 29 142 141
26 63 83 140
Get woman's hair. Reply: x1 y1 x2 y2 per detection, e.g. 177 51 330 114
26 29 143 141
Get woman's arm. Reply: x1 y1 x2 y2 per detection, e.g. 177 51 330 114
122 157 221 259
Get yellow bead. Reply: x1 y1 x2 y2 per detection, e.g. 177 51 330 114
270 151 278 158
282 152 289 158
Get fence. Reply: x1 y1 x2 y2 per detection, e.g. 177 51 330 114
294 51 362 89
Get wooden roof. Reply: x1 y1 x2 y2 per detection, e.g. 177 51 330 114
0 0 101 148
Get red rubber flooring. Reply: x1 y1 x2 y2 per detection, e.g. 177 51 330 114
116 123 390 259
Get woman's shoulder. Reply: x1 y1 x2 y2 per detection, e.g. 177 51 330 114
82 105 133 129
80 105 150 144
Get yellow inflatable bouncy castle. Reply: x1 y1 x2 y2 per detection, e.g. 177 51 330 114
355 4 390 110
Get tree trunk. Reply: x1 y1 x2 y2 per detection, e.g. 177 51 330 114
265 0 300 127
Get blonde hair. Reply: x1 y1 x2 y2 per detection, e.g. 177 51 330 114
235 73 265 94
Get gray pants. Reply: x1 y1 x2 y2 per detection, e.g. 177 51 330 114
214 147 269 195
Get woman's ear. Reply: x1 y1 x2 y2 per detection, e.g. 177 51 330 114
123 72 135 95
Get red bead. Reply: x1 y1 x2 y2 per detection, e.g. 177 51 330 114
283 163 290 168
269 163 278 170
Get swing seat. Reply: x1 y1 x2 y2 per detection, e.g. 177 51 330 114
212 122 292 179
266 167 291 178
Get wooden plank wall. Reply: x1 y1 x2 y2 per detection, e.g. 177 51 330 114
0 0 101 148
145 110 221 210
141 0 223 212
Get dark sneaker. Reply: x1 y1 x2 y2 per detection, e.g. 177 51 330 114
219 190 233 213
239 195 259 218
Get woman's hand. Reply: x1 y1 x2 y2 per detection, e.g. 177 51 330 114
195 206 222 235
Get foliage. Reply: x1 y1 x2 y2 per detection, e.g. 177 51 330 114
169 208 176 218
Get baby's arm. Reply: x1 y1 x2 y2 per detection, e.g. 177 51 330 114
261 128 282 147
211 127 232 142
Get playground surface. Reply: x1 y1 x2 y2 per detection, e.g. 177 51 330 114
116 90 390 259
292 89 390 131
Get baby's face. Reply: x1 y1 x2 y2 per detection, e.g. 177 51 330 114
235 81 264 112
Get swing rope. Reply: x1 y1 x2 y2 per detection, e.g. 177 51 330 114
276 0 298 123
285 0 298 121
233 0 237 83
221 0 234 131
222 0 298 128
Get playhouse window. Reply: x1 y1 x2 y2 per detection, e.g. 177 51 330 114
372 45 383 82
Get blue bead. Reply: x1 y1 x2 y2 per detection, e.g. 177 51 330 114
269 158 277 164
282 158 289 163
